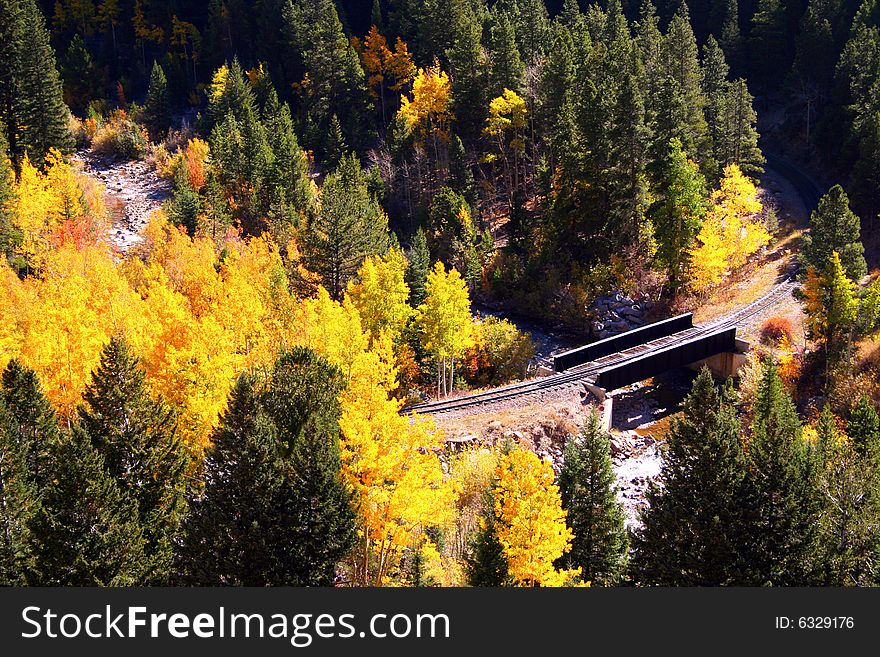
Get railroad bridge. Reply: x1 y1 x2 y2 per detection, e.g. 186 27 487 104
404 279 795 423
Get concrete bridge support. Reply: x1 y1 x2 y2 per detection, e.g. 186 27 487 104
689 338 752 380
581 381 613 433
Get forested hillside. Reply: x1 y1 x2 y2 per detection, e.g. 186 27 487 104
3 0 880 587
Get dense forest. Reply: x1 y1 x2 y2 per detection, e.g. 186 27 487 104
3 0 880 586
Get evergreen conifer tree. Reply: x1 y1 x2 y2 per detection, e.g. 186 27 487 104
466 497 510 587
16 0 74 166
1 359 58 488
167 166 201 236
743 360 821 586
78 336 188 584
60 34 96 115
406 227 431 307
446 0 490 141
0 400 34 584
649 137 708 292
263 88 313 242
448 134 476 207
143 61 171 142
717 0 742 74
557 409 628 586
261 347 356 586
0 124 17 267
489 12 525 98
848 395 880 459
801 185 867 282
814 404 880 586
176 375 289 585
303 153 390 299
0 0 25 167
748 0 789 93
0 359 60 585
27 426 147 586
721 78 764 175
630 368 751 585
660 5 708 162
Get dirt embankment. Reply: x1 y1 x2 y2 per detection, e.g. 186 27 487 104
74 149 171 252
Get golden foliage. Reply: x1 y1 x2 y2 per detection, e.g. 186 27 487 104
338 332 452 586
417 261 474 362
494 449 580 586
12 150 109 268
689 164 770 292
346 248 413 344
485 89 528 150
359 27 417 95
396 62 453 141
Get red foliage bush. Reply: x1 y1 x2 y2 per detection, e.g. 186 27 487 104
760 316 793 345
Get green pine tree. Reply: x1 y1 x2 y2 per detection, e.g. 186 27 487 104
176 375 289 585
263 87 313 244
142 61 170 142
261 347 356 586
0 124 22 269
167 166 201 236
325 114 347 171
446 0 489 141
289 0 375 154
509 0 550 66
448 134 476 207
60 34 97 116
466 495 510 587
16 0 74 166
0 0 25 168
0 359 59 585
303 153 390 299
78 336 188 585
848 395 880 459
748 0 789 94
27 426 147 586
406 227 431 307
743 360 821 586
659 4 708 163
488 11 525 98
630 368 751 585
702 36 730 180
717 0 743 74
814 405 880 586
557 409 628 586
801 185 867 282
0 400 35 585
649 137 708 292
721 78 764 175
1 359 58 488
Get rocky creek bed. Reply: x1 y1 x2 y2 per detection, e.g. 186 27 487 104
74 149 172 253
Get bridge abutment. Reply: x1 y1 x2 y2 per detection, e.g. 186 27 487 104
688 338 752 380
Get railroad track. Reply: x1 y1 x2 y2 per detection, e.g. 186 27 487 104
403 277 798 418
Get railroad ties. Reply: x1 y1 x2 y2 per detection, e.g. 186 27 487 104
403 278 797 418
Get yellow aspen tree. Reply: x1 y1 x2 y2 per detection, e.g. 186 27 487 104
493 449 580 587
688 213 729 292
19 244 145 424
416 261 474 398
386 37 416 92
346 247 413 344
397 62 453 160
689 163 769 292
338 333 452 586
297 286 370 381
12 151 77 265
0 261 28 368
484 89 528 198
